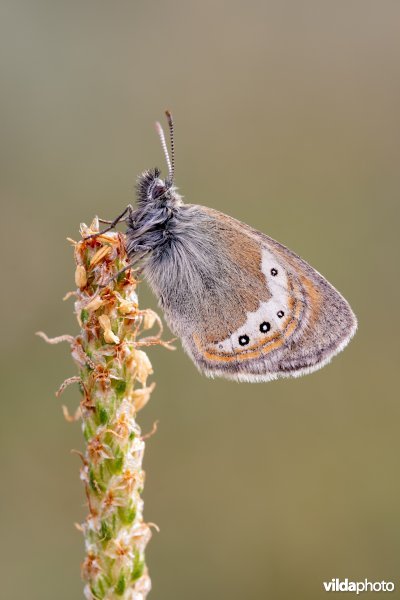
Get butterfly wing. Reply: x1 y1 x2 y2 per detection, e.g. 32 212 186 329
144 205 357 382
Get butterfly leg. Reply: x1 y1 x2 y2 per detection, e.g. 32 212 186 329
99 251 149 288
84 205 134 240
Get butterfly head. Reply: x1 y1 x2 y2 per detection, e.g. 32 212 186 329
136 168 182 208
136 111 182 209
126 112 183 257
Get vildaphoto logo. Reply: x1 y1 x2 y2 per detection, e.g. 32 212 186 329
323 579 395 594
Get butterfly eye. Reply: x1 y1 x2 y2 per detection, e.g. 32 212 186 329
238 335 250 346
270 268 278 276
277 311 284 318
152 184 164 198
260 321 271 333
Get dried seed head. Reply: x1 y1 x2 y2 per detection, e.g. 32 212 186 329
85 295 104 312
80 217 99 238
97 313 110 330
132 350 153 386
89 245 111 268
75 265 87 288
104 329 120 344
98 314 120 344
132 383 156 412
96 232 120 246
142 310 157 330
60 218 160 599
89 216 99 232
118 298 137 315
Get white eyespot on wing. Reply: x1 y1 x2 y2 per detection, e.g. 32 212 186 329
215 247 292 352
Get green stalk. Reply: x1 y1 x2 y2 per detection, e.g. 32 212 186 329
38 217 168 600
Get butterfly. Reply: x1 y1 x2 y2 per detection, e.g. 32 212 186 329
95 111 357 382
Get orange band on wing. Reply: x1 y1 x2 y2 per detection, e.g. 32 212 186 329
300 274 321 324
194 278 304 363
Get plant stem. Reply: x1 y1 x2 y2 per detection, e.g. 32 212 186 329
39 217 165 599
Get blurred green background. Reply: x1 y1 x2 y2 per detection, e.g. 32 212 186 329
1 1 399 598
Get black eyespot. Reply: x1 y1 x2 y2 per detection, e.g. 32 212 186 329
260 321 271 333
277 310 284 318
271 268 278 276
238 334 250 346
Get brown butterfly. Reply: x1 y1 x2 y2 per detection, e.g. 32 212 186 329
95 112 357 382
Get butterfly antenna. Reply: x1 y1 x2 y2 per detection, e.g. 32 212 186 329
155 120 172 181
165 110 175 183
